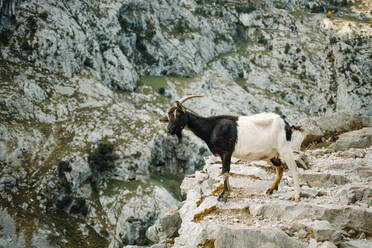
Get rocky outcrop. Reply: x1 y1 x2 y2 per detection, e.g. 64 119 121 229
1 0 139 91
98 178 179 247
330 127 372 151
146 210 182 244
294 114 372 149
148 122 372 248
149 131 209 175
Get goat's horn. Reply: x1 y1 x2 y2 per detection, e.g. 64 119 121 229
177 95 203 104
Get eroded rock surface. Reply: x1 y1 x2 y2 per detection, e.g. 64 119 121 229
149 127 372 248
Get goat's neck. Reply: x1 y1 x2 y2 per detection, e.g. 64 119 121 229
186 112 213 142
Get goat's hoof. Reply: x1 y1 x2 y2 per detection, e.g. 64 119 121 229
266 188 274 195
291 195 300 202
217 193 228 202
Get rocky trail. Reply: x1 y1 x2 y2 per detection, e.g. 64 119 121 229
147 116 372 248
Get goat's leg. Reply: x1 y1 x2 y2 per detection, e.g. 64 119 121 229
279 147 301 202
218 153 231 202
266 158 283 195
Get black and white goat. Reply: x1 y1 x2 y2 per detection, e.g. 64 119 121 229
160 95 302 202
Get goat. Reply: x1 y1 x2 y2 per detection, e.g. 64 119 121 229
160 95 302 202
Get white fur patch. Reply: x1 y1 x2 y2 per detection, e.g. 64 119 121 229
231 112 300 200
232 113 284 161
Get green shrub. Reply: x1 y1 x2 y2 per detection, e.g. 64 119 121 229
119 17 128 31
236 4 257 14
274 107 283 116
59 179 72 194
351 75 360 84
58 161 72 177
88 142 117 173
46 234 59 245
56 195 73 210
329 37 338 44
174 20 186 34
70 198 89 216
157 87 166 95
284 43 290 54
258 35 267 45
142 50 157 65
0 31 11 46
39 11 48 21
145 20 155 41
310 5 325 13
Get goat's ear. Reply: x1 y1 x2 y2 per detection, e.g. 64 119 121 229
159 116 169 123
176 101 186 113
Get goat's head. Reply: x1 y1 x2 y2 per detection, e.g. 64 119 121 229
160 95 202 144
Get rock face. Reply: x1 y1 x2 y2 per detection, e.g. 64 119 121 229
98 179 179 247
149 131 209 175
149 126 372 248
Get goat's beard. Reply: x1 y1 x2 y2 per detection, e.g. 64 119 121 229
176 131 183 145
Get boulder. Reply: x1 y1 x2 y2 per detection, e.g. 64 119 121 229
319 241 337 248
0 208 26 248
146 210 182 243
339 240 372 248
329 128 372 151
301 172 348 187
177 224 305 248
296 114 371 150
298 119 324 149
303 220 341 244
211 227 305 248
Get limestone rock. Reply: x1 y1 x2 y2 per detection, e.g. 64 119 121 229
170 134 372 248
1 0 372 246
301 172 348 187
100 183 179 247
0 208 26 248
298 119 324 149
339 240 372 248
303 220 341 244
66 159 92 193
146 210 181 243
297 114 371 150
330 128 372 151
319 241 337 248
208 226 304 248
149 132 209 175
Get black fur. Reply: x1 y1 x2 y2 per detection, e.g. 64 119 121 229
284 120 293 141
270 158 282 167
187 114 238 159
283 119 302 141
167 109 238 173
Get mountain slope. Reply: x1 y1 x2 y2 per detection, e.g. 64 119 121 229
0 0 371 247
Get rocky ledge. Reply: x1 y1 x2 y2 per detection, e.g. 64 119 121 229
147 115 372 248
